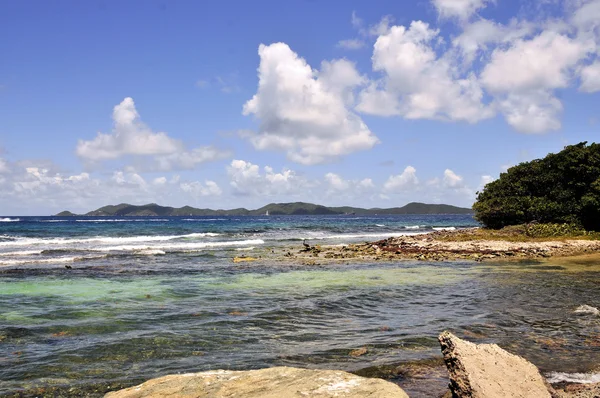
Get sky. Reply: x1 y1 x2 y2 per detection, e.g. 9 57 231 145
1 0 599 215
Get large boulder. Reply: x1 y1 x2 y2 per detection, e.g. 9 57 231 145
104 366 409 398
439 331 552 398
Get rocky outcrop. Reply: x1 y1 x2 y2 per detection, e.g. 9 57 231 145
104 366 409 398
438 331 552 398
553 382 600 398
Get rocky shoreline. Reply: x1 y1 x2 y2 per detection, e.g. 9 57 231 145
104 332 600 397
249 228 600 266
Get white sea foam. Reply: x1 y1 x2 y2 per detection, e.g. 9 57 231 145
0 250 43 257
183 218 227 222
433 227 457 231
0 232 221 248
75 219 169 222
306 232 422 241
375 224 385 227
134 249 166 256
0 218 20 222
404 225 421 230
574 305 600 316
546 371 600 384
0 255 107 267
93 239 265 252
40 220 69 223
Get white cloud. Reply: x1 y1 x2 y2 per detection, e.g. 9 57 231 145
580 61 600 92
357 21 494 123
571 0 600 31
452 18 534 65
0 158 9 174
383 166 419 192
432 0 491 20
242 43 379 165
443 169 464 188
227 159 308 196
478 30 593 132
479 175 494 190
497 90 563 133
325 172 350 191
77 97 180 161
336 39 365 50
154 146 231 171
481 31 590 93
153 177 167 185
77 97 229 170
0 161 225 214
180 181 222 197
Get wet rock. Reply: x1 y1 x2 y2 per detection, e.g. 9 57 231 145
232 256 257 263
104 366 409 398
438 331 552 397
552 382 600 398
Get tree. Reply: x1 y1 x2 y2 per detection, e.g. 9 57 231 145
473 142 600 230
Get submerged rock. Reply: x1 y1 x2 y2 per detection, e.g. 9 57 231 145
104 366 409 398
438 331 552 397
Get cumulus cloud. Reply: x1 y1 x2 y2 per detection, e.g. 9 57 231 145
242 43 379 165
227 159 309 196
0 158 9 174
480 30 592 132
77 98 180 161
383 166 419 192
0 160 224 214
180 181 222 198
324 172 374 193
357 21 493 123
443 169 464 188
354 0 600 134
431 0 491 20
481 31 590 93
580 62 600 92
77 97 229 170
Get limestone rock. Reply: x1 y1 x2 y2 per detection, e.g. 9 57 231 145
553 382 600 398
104 366 409 398
439 331 552 398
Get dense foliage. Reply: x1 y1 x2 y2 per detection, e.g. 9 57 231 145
473 142 600 231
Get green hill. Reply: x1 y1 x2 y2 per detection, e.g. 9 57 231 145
56 201 473 217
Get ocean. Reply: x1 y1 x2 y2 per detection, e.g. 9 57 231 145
1 215 599 397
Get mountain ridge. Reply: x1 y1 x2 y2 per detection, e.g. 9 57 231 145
55 202 473 216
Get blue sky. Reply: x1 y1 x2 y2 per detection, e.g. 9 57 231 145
1 0 599 215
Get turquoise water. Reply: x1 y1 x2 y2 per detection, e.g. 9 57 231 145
1 215 599 397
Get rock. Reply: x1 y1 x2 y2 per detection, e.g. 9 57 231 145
104 366 409 398
552 382 600 398
438 331 552 398
232 256 257 263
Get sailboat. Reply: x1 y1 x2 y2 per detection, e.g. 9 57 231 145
265 210 269 216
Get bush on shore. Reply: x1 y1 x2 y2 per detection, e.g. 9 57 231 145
473 142 600 231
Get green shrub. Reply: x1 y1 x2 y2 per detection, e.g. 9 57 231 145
474 142 600 231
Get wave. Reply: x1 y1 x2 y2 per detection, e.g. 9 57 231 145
0 250 43 257
0 232 222 247
546 371 600 384
0 218 20 222
75 219 169 222
183 218 228 222
303 232 423 241
0 255 108 267
94 239 264 252
433 227 457 231
134 249 166 256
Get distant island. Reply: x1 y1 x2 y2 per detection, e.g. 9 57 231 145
55 202 473 217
